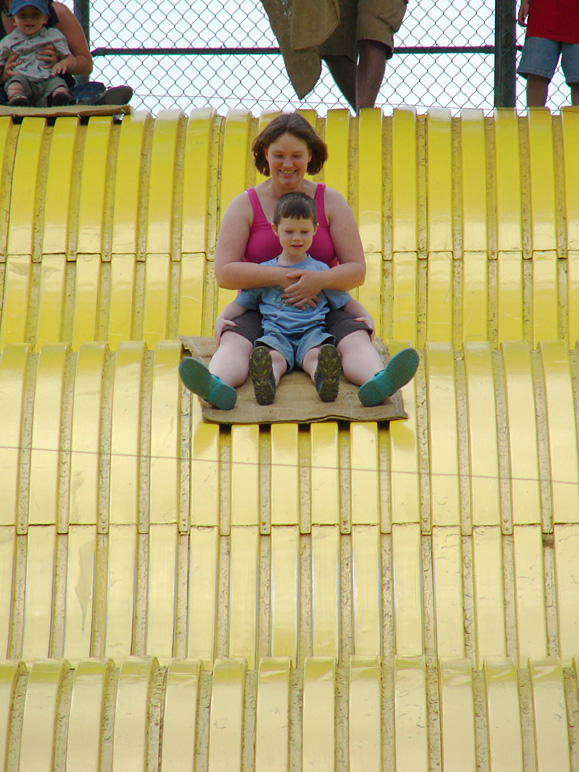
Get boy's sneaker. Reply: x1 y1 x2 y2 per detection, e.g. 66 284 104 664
249 346 276 405
314 344 341 402
179 357 237 410
358 347 419 407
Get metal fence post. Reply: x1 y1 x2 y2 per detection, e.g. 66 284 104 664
494 0 517 107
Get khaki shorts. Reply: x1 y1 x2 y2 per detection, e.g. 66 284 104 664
319 0 407 61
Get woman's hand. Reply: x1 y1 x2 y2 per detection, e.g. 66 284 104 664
1 51 20 82
215 316 237 343
282 269 324 308
37 44 59 69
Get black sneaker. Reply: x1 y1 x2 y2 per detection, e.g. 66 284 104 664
8 94 29 107
249 346 276 405
314 344 341 402
51 89 72 106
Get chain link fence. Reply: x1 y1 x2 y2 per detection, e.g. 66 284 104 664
73 0 570 115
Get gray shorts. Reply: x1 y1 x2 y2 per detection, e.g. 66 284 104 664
319 0 407 61
518 37 579 84
230 308 371 345
7 74 69 106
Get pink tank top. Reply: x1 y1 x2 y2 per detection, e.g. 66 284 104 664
244 184 337 266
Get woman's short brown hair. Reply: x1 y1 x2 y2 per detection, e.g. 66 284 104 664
252 112 328 176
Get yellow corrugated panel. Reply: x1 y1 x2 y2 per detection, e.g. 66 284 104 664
188 526 218 665
29 344 68 527
432 527 465 658
66 659 111 772
0 255 31 345
271 424 299 526
64 525 96 660
389 341 420 527
426 109 453 253
527 111 557 252
392 108 418 254
147 524 178 658
472 528 506 667
208 659 246 772
143 254 170 347
427 252 453 341
351 423 379 526
161 660 200 772
0 116 16 257
22 526 56 659
107 254 136 348
255 658 291 772
392 523 423 656
392 252 418 344
532 250 558 345
178 253 206 337
35 255 66 348
0 344 29 526
0 528 15 657
69 342 106 526
7 118 45 257
219 110 253 231
229 526 259 667
190 398 220 527
111 112 150 255
540 342 579 522
349 657 381 772
71 255 101 347
460 110 487 252
464 343 501 525
270 526 299 664
494 110 522 252
462 252 488 342
19 659 69 772
501 342 542 525
181 109 216 255
568 251 579 346
41 117 78 256
0 662 24 765
562 109 579 251
311 423 339 526
150 341 180 524
231 425 260 526
439 660 477 772
497 251 524 342
426 343 461 526
302 657 335 772
76 117 113 256
529 660 571 772
105 525 137 661
112 658 156 772
553 525 579 665
352 526 381 656
146 110 182 256
109 341 145 526
311 525 340 658
394 657 429 772
513 525 548 666
324 109 350 198
483 659 524 772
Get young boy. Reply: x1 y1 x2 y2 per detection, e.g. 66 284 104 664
180 191 419 410
517 0 579 107
0 0 75 107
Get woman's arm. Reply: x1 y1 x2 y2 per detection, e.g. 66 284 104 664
50 3 93 76
214 192 292 290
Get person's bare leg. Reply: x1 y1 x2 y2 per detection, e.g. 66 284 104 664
302 346 321 381
6 82 25 99
356 39 388 109
208 331 253 387
571 83 579 106
337 330 384 385
321 54 357 111
269 349 288 384
526 74 550 107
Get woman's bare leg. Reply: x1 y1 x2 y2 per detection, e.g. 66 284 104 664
208 330 254 387
337 330 384 385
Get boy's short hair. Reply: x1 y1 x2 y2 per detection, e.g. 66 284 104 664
273 192 317 226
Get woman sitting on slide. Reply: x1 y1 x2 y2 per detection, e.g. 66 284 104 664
180 112 418 410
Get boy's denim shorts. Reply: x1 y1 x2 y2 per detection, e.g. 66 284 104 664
518 37 579 84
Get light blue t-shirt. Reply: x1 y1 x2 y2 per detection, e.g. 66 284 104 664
235 254 351 336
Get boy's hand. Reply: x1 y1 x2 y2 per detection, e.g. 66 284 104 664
1 51 20 82
517 0 530 26
52 60 69 76
282 269 324 307
215 316 237 343
354 314 375 339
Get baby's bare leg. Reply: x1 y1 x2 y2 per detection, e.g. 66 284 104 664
6 81 25 98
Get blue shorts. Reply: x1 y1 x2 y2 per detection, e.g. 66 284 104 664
257 326 335 369
518 37 579 84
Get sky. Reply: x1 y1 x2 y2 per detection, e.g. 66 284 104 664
61 0 570 115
